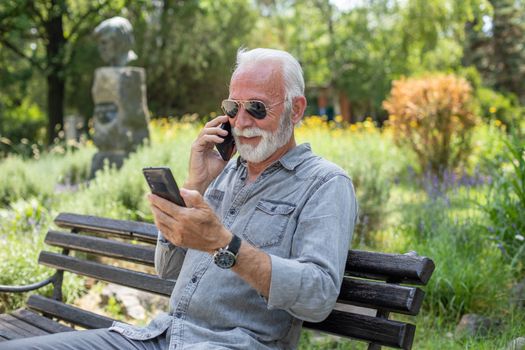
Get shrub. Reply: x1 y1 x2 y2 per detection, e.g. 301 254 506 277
383 74 478 178
0 147 95 207
0 98 46 158
0 200 85 312
476 87 522 129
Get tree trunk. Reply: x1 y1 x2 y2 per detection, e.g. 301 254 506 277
46 72 65 145
45 0 66 145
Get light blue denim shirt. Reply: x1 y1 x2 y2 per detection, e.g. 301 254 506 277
110 143 358 349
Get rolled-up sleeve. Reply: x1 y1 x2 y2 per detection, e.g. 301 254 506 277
154 231 187 280
266 174 358 322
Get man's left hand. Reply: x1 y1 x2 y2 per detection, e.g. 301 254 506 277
148 189 232 253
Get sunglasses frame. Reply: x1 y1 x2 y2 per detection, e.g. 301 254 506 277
221 99 284 120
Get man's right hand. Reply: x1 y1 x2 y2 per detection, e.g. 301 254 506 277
184 114 232 194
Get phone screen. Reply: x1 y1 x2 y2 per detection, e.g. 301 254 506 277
215 122 235 161
143 167 186 207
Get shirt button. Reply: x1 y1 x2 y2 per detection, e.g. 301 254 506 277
175 312 182 318
229 208 236 215
191 276 197 283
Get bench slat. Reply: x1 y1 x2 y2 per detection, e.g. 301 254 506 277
38 252 175 296
27 295 115 329
0 328 20 342
54 213 157 243
338 278 425 315
346 250 435 285
45 231 155 266
0 318 31 340
11 309 74 334
0 314 49 337
304 310 415 350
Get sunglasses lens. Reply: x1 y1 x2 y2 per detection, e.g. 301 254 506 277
245 101 267 119
221 100 238 118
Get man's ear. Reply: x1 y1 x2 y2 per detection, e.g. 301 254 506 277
291 96 307 125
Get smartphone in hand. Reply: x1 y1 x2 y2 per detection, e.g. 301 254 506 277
143 167 186 207
215 122 236 161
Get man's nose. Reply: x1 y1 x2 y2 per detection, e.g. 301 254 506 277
232 106 255 130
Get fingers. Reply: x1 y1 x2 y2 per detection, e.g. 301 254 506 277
150 205 181 244
180 188 206 209
194 116 230 150
205 114 229 128
148 194 183 218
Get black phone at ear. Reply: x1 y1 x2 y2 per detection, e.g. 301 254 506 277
215 122 235 161
142 167 186 207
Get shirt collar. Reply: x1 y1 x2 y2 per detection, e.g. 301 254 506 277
235 143 312 171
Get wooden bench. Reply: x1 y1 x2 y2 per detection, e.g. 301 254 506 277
0 212 435 349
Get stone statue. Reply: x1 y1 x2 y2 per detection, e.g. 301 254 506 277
90 16 150 178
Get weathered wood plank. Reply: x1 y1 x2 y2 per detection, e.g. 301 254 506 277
346 250 435 285
338 278 425 315
0 328 20 341
0 317 31 339
0 314 49 337
38 251 175 296
45 231 155 266
27 295 115 330
54 213 158 243
303 310 415 350
11 309 74 334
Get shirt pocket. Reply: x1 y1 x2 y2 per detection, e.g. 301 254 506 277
205 189 224 210
242 199 296 248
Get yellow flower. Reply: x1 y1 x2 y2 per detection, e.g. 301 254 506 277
494 119 502 127
335 115 343 123
409 120 418 128
350 124 358 132
489 106 497 114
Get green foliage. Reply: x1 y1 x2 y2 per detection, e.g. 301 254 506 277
0 200 85 312
476 87 522 127
0 98 46 157
399 195 515 322
466 120 508 174
125 0 256 117
482 137 525 271
0 146 94 206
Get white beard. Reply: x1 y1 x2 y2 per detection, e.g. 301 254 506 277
233 105 294 163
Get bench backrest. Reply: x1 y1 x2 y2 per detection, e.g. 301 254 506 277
31 213 434 350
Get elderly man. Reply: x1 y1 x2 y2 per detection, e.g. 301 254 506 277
1 48 357 350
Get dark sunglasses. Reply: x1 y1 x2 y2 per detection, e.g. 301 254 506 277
221 99 284 120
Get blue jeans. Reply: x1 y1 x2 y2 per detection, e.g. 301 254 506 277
0 328 167 350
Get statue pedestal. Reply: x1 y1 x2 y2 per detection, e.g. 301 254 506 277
90 67 150 178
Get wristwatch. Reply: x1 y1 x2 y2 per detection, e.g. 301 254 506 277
213 234 242 269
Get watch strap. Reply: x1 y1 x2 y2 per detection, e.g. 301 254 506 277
226 234 242 256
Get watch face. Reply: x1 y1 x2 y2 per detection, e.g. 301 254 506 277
214 251 236 269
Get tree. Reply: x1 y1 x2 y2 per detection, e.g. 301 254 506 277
464 0 525 103
251 0 490 123
490 0 525 102
127 0 256 117
0 0 127 145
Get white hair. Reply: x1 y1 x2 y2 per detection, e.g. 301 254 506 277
233 48 305 101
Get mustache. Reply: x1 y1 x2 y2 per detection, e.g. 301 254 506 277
232 127 266 138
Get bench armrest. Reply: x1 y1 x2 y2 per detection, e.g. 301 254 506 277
0 275 56 293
